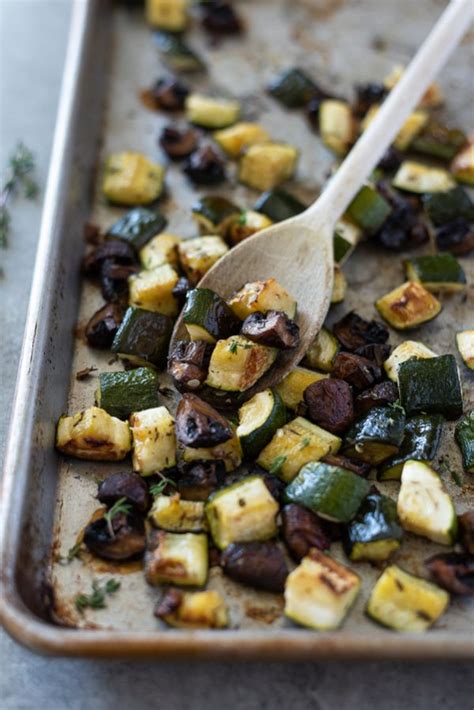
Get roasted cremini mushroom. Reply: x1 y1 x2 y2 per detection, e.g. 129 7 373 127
85 302 125 348
459 511 474 554
177 460 226 501
333 311 389 351
149 76 189 111
175 393 233 448
425 552 474 596
331 352 382 390
83 511 146 561
82 239 137 275
159 126 199 160
281 504 331 561
436 218 474 256
355 380 399 416
353 82 387 116
240 310 300 349
168 339 214 389
97 471 151 513
172 276 191 307
100 260 139 302
201 1 242 35
321 453 371 477
220 541 288 593
354 342 392 367
304 378 354 434
183 146 226 185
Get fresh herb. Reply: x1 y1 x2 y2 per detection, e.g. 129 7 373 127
238 211 247 225
228 340 239 354
269 455 287 475
439 457 463 487
75 578 121 614
56 542 83 565
150 473 177 497
103 497 132 538
0 143 38 248
299 436 311 449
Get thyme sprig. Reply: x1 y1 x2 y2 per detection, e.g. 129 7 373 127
0 143 38 247
103 497 132 539
150 472 177 497
56 542 83 565
75 578 121 614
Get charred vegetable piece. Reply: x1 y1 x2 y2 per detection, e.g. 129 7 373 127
397 460 457 545
284 462 371 523
228 278 297 320
236 388 287 460
183 145 226 185
177 460 226 501
155 588 228 629
398 354 463 420
221 541 288 593
191 195 240 236
201 1 242 35
423 186 474 226
183 288 240 343
154 32 205 73
319 100 356 156
268 67 319 108
185 93 240 129
375 281 441 330
56 406 131 461
140 233 181 270
130 406 176 475
84 511 146 561
331 352 382 391
181 430 242 473
353 82 387 116
129 263 179 316
377 146 403 172
226 210 273 245
346 185 391 232
168 339 213 390
379 414 444 481
455 412 474 473
172 276 191 308
97 368 161 420
392 161 455 193
107 208 167 251
149 494 206 533
459 512 474 554
146 0 188 32
103 152 165 206
275 366 327 410
354 343 392 368
456 331 474 371
240 310 300 350
320 454 371 478
412 120 467 161
85 302 125 348
305 327 340 372
354 381 399 416
214 123 269 158
257 417 341 483
436 218 474 256
205 476 279 550
175 394 233 448
343 405 406 465
450 139 474 186
384 340 437 382
83 239 137 276
239 143 298 191
284 549 361 630
425 553 474 597
148 76 189 110
205 335 277 392
333 217 363 264
343 492 403 562
304 379 354 435
100 260 137 303
254 188 306 222
178 236 229 284
373 184 428 251
367 565 449 632
333 311 389 352
145 530 208 586
98 472 150 513
281 504 331 561
111 307 173 369
160 126 198 160
404 252 466 293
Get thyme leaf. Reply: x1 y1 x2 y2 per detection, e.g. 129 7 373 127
103 497 132 539
0 142 38 248
56 542 83 565
150 473 177 497
74 578 121 614
269 455 287 475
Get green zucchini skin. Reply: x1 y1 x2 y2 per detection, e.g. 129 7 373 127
106 207 167 251
404 252 466 291
346 185 391 232
183 288 241 341
238 389 287 460
455 411 474 473
191 195 240 234
343 492 403 561
342 405 406 465
111 307 173 369
96 367 160 419
398 354 463 420
423 186 474 227
254 189 306 223
411 121 467 161
284 462 371 523
379 413 444 480
154 32 205 73
268 68 318 108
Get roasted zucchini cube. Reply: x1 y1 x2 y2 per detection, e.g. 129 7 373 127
412 120 467 161
375 281 442 330
139 233 181 270
226 210 273 245
213 122 270 158
107 207 167 251
145 0 188 32
392 161 455 193
181 430 242 472
423 186 474 227
343 404 405 465
319 100 356 156
404 252 466 293
111 307 173 369
239 143 298 191
154 32 204 73
257 416 341 483
333 217 363 264
455 411 474 473
384 340 437 382
145 530 208 586
304 328 340 373
284 549 361 630
228 278 297 320
397 460 457 545
191 196 240 236
178 236 229 285
275 366 327 409
130 406 176 475
267 67 319 108
129 263 179 316
367 565 449 632
205 476 279 549
331 266 347 304
456 330 474 370
149 494 206 532
254 188 306 222
379 414 444 481
346 185 391 232
343 492 403 561
183 287 241 343
236 388 287 459
156 589 228 629
384 64 443 108
96 368 161 420
205 335 277 392
450 139 474 186
185 93 240 129
56 406 131 461
103 152 165 206
398 354 463 420
361 106 428 151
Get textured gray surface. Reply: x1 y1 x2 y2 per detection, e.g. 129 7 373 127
0 1 473 709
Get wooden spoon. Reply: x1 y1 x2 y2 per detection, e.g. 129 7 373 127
171 0 472 400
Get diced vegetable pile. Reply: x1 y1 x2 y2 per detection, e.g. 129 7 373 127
56 0 473 632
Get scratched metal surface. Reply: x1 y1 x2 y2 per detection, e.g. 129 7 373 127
3 0 473 656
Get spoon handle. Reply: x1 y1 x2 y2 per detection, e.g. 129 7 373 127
303 0 473 227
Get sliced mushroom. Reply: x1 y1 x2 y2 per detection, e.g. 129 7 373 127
149 76 189 111
459 511 474 554
355 380 399 416
261 472 286 502
331 352 382 390
98 471 151 513
83 512 146 561
321 453 371 478
159 126 199 160
100 260 139 302
354 343 392 367
220 541 288 593
353 82 387 116
82 239 136 276
374 182 428 251
425 552 474 596
333 311 389 351
85 302 125 348
281 504 331 561
172 277 191 307
436 218 474 256
377 146 403 173
154 588 183 620
176 394 233 448
240 310 300 349
201 1 242 35
183 146 226 185
304 378 354 434
177 460 226 501
168 340 214 389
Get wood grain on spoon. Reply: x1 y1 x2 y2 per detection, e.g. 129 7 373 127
171 0 472 399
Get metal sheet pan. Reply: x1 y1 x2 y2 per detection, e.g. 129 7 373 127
0 0 473 659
